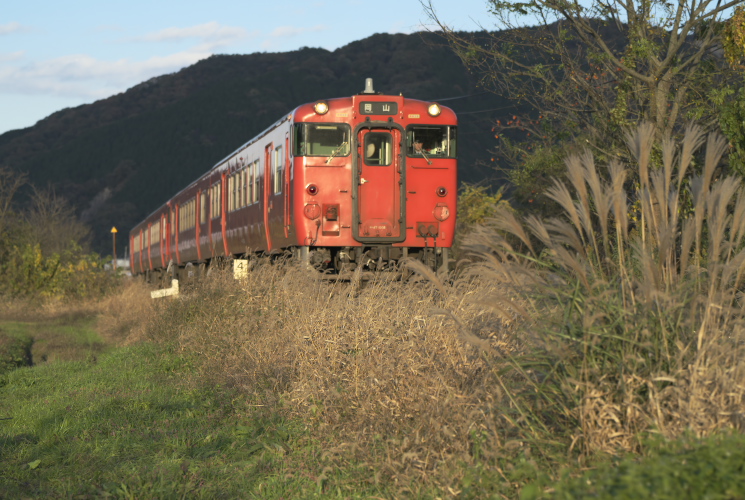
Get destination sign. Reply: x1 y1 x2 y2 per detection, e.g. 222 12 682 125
359 102 398 115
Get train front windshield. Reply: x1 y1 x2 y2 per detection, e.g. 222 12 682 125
294 123 351 157
407 126 457 158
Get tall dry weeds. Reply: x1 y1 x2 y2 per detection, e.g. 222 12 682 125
95 278 154 344
140 261 525 491
466 123 745 455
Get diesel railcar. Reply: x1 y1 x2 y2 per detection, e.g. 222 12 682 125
130 79 457 281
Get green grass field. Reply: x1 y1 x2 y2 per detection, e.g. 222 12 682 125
1 338 330 498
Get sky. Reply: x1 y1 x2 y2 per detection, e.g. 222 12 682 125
0 0 491 136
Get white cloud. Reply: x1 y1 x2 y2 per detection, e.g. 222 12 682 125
128 21 252 51
260 24 328 51
0 21 254 102
0 51 24 62
0 50 211 100
268 25 327 38
0 22 31 36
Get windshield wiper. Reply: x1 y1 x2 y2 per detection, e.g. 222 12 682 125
325 141 348 164
419 149 433 165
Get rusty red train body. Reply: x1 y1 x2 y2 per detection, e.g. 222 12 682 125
129 80 457 278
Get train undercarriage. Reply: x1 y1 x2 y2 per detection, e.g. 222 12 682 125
142 245 450 289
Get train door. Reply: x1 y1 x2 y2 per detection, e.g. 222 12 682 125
160 213 167 268
353 126 405 243
267 141 288 247
263 143 274 251
284 133 292 238
167 206 175 263
130 234 135 273
138 228 144 273
208 178 224 257
146 223 152 270
197 190 207 260
221 172 229 256
174 204 181 264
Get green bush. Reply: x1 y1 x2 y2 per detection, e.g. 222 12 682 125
0 243 117 300
548 433 745 499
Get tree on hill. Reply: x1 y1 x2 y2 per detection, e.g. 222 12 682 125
425 0 745 204
0 166 113 300
715 6 745 176
0 166 26 239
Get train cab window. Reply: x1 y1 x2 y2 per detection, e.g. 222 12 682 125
364 133 392 166
407 125 457 158
294 123 350 158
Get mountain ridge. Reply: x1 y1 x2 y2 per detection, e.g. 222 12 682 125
0 31 509 254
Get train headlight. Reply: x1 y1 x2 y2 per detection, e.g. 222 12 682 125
306 184 319 195
304 203 321 220
437 186 447 197
434 203 450 221
427 103 441 117
314 101 329 115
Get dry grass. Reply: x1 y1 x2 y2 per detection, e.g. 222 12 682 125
95 278 154 345
0 297 100 324
0 277 152 347
136 262 526 491
465 123 745 455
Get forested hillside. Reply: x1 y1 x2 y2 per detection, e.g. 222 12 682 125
0 31 510 255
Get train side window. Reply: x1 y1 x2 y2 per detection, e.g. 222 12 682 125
234 171 239 208
211 183 221 218
294 123 350 158
364 133 392 166
273 146 283 194
254 160 261 202
235 172 241 208
228 175 234 212
179 199 196 231
248 162 255 204
240 169 246 207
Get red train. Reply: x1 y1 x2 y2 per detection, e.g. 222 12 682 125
130 79 457 281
